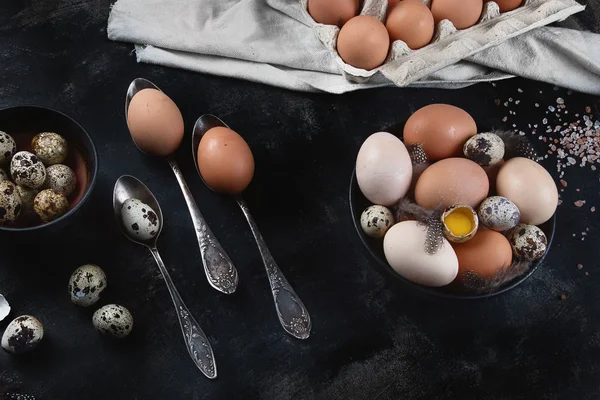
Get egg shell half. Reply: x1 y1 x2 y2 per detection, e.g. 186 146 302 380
404 104 477 161
496 157 558 225
383 220 459 287
127 88 184 157
452 229 513 280
415 157 489 210
356 132 413 206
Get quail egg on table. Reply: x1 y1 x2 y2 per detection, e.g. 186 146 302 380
507 224 548 261
478 196 520 232
0 131 17 164
93 304 133 338
68 264 107 307
44 164 76 197
0 181 22 225
10 151 46 189
1 315 44 354
121 198 160 241
33 189 69 222
360 205 394 238
463 133 505 166
32 132 68 165
16 185 39 217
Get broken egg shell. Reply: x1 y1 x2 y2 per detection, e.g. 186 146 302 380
121 198 160 241
68 264 107 307
92 304 133 339
1 315 44 354
507 223 547 261
0 294 10 322
360 205 394 238
441 204 479 243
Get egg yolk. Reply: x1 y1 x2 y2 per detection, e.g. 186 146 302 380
445 209 474 236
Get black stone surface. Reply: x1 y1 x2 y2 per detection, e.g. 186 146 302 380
0 1 599 399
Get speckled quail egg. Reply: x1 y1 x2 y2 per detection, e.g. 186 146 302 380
360 205 394 238
68 264 107 307
0 131 17 164
33 189 69 222
10 151 46 189
93 304 133 338
32 132 68 165
478 196 520 232
121 198 160 241
463 133 505 166
0 181 22 225
1 315 44 354
0 168 8 183
44 164 76 197
507 224 548 261
15 185 39 217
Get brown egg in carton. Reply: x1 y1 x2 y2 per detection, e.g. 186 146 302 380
301 0 585 85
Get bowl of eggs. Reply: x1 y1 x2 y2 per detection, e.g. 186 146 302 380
351 103 557 299
0 106 98 232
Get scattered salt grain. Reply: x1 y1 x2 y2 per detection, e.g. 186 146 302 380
557 98 565 105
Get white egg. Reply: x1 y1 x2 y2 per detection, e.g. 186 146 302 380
121 198 160 241
360 205 394 238
356 132 413 206
68 264 107 307
1 315 44 354
93 304 133 338
383 220 459 287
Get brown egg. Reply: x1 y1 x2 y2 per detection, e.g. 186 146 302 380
386 0 434 50
404 104 477 161
453 230 513 280
197 127 255 195
496 157 558 225
415 158 489 209
337 16 390 70
495 0 522 12
430 0 483 30
127 88 184 157
308 0 359 28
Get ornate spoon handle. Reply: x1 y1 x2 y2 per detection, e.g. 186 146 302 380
149 246 217 379
236 197 311 340
168 158 239 294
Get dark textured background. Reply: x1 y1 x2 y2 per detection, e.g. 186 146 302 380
1 1 599 399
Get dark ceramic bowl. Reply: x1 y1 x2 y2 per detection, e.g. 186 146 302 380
349 169 556 300
0 106 98 232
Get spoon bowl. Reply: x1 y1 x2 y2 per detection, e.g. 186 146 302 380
112 175 218 379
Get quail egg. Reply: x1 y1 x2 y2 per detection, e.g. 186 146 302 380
0 181 22 225
121 198 160 241
360 205 394 238
0 131 17 164
15 185 39 217
10 151 46 189
33 189 69 222
478 196 520 232
1 315 44 354
32 132 68 165
92 304 133 338
441 204 479 243
68 264 107 307
507 224 548 261
0 168 8 182
44 164 76 197
463 133 505 166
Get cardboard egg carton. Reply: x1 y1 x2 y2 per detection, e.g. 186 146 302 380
300 0 585 85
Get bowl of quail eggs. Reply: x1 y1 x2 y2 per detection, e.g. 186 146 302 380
0 106 98 232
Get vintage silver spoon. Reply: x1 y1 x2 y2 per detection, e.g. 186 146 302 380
113 175 217 379
125 78 238 295
192 115 311 340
